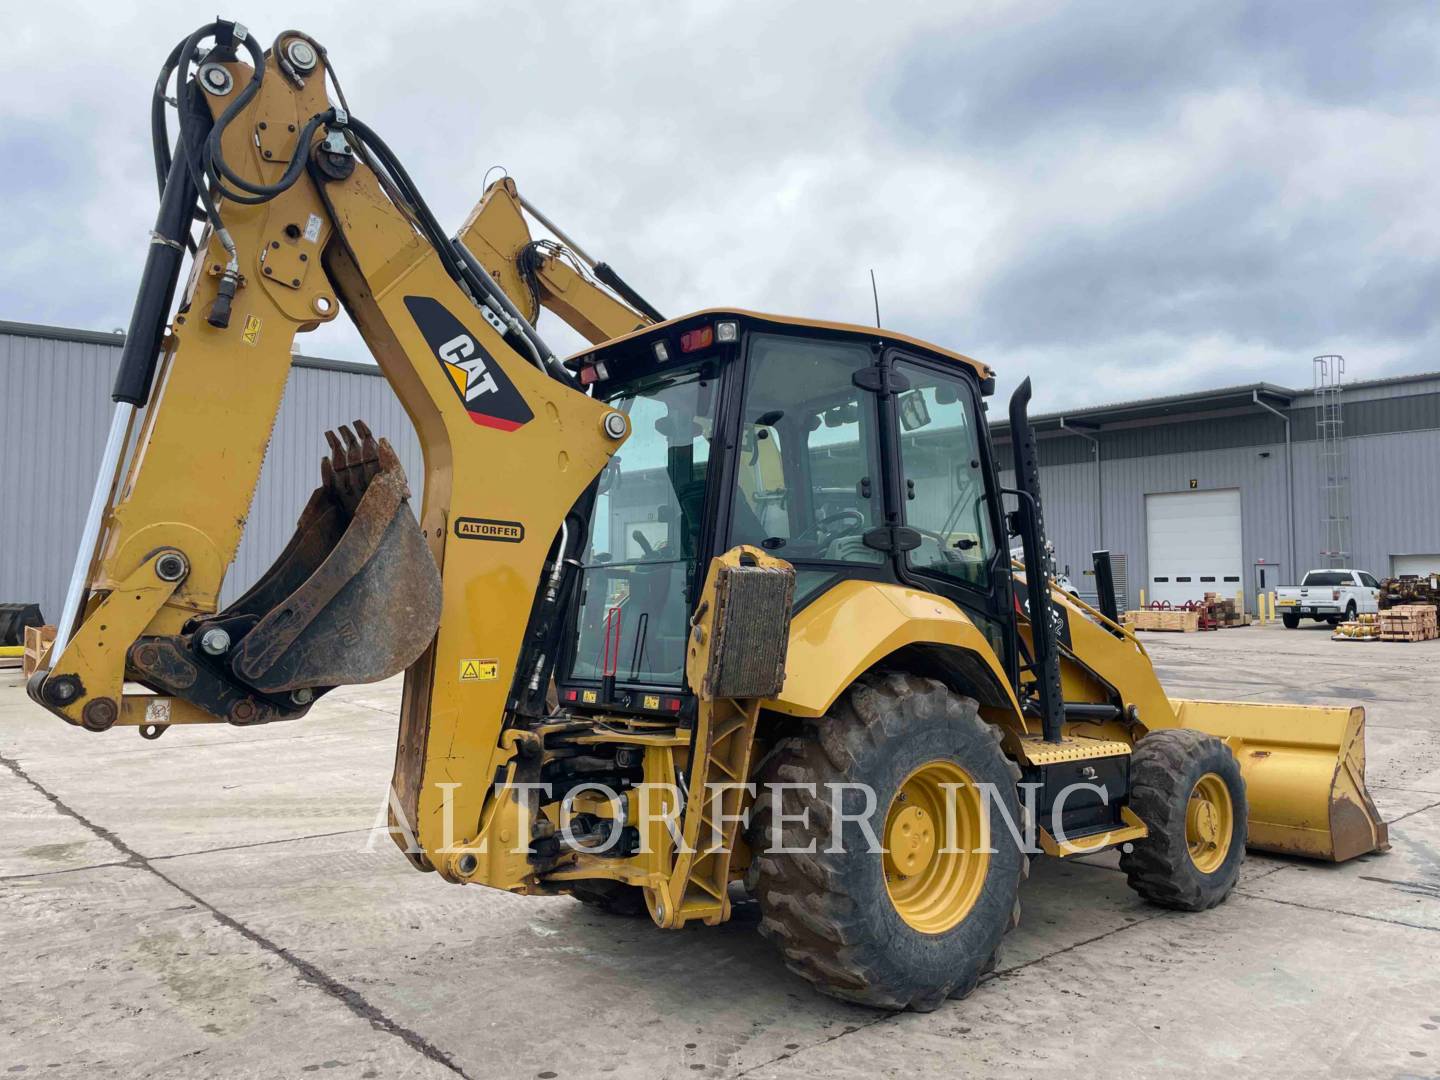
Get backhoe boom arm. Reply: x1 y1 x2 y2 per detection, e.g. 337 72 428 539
29 22 629 885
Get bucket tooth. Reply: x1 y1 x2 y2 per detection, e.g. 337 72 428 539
194 420 441 699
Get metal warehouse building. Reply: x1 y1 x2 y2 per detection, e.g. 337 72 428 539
3 319 1437 622
994 371 1440 612
0 321 422 624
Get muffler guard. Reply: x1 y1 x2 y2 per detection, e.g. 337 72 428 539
1173 699 1390 862
219 421 442 693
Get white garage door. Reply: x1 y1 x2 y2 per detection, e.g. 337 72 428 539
1392 554 1440 578
1145 489 1243 607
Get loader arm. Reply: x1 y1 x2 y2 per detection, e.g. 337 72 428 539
28 22 628 882
1021 576 1389 862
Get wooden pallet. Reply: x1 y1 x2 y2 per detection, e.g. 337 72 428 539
23 624 56 676
1378 605 1438 642
1123 609 1200 633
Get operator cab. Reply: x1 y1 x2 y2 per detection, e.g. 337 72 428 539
555 310 1015 715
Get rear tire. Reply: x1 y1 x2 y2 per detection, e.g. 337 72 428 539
1281 613 1299 629
750 673 1026 1011
1120 729 1246 911
569 880 649 917
1345 601 1357 622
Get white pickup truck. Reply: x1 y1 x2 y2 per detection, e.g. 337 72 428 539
1276 569 1382 628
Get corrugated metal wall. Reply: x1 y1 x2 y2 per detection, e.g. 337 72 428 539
5 321 1438 625
1004 425 1440 612
0 325 421 624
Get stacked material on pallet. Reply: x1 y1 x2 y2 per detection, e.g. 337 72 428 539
1201 593 1250 628
1379 605 1439 642
1123 608 1200 633
1333 613 1381 641
1380 574 1440 613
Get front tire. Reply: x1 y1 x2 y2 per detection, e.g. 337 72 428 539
1120 729 1246 911
750 673 1026 1011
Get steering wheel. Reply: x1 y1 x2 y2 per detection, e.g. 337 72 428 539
783 509 866 551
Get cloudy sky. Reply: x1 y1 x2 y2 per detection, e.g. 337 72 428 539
4 1 1437 410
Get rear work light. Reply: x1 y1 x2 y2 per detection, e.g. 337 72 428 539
680 326 715 353
578 361 609 385
716 320 738 342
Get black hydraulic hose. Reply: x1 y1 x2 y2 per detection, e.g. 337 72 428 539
113 79 213 407
343 116 469 283
593 262 664 323
149 37 189 194
210 110 332 206
342 116 573 386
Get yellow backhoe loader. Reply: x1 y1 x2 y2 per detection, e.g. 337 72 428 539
28 20 1388 1011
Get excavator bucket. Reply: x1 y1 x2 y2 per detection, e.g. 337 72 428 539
195 421 442 695
1172 699 1390 862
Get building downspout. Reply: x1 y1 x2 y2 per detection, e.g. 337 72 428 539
1253 390 1296 584
1059 417 1103 548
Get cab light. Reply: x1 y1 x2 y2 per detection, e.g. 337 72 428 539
716 320 738 343
680 326 714 353
562 689 578 702
664 697 682 711
653 341 670 363
579 361 609 385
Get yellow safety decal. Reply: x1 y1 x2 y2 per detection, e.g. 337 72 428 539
459 658 499 682
241 314 262 346
643 695 661 710
582 690 598 704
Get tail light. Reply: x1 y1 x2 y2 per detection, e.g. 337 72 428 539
1332 589 1341 601
680 326 714 353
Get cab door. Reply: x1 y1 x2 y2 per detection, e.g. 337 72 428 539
885 353 1015 672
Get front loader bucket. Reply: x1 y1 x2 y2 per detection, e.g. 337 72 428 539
1172 699 1390 862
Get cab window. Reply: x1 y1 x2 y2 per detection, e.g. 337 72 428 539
894 361 996 589
729 334 884 571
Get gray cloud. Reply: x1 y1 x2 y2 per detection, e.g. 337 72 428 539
1 1 1436 411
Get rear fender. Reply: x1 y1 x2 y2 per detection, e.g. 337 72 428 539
765 580 1020 720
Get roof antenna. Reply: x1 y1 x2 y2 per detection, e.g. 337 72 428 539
869 269 881 328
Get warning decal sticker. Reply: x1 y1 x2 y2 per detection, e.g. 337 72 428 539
459 659 499 682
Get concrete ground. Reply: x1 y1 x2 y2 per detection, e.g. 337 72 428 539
1 621 1437 1080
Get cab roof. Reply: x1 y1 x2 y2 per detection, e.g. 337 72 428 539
568 308 995 386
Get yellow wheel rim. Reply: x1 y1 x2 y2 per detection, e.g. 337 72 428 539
883 760 990 934
1186 772 1234 874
